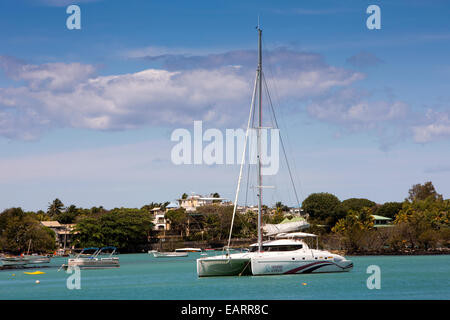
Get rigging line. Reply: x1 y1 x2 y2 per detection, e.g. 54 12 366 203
262 39 304 206
227 70 259 251
262 71 301 210
244 86 257 208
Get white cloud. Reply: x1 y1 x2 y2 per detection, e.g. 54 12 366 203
412 110 450 143
0 50 363 139
306 88 408 127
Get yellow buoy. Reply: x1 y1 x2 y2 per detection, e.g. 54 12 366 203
302 282 307 286
24 271 46 275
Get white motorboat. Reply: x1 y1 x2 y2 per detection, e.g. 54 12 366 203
197 25 353 277
23 255 51 264
0 256 29 267
0 254 51 268
62 247 119 269
152 251 188 258
175 248 202 253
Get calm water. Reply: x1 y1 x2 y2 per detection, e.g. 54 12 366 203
1 253 449 300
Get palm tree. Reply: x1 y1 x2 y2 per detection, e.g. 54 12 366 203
47 198 65 217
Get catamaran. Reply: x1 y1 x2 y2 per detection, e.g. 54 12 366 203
196 25 353 277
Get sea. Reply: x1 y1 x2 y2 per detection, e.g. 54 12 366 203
1 253 449 300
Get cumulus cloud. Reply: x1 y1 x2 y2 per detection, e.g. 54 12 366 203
412 110 450 143
0 50 363 139
306 88 408 128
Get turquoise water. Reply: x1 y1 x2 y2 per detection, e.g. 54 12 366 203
1 253 449 300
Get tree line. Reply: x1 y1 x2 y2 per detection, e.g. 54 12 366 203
0 182 448 254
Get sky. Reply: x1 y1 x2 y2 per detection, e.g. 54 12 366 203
0 0 449 211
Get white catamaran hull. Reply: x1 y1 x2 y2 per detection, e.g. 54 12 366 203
197 253 252 277
197 250 352 276
250 251 353 275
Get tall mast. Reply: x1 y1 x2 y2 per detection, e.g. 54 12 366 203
257 25 263 252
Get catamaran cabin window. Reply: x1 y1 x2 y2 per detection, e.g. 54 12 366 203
250 244 303 252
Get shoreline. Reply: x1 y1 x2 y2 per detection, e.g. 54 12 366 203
330 249 450 256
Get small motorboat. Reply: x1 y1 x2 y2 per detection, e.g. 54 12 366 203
0 256 29 268
175 248 202 253
61 247 119 269
152 251 188 258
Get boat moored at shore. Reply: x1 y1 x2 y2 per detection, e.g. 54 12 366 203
152 251 188 258
61 247 119 269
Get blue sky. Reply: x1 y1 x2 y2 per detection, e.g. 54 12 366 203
0 0 449 211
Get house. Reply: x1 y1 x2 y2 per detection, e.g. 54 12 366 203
40 221 76 249
150 207 170 232
371 215 393 227
177 193 227 211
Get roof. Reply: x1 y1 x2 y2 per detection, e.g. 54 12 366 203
40 221 62 228
371 215 392 221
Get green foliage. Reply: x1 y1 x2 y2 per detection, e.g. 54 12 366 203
392 196 449 250
239 210 257 238
270 209 285 224
342 198 376 212
165 208 188 235
56 204 79 224
47 198 65 217
72 208 154 252
275 201 289 212
141 202 170 212
374 202 403 219
302 192 345 226
0 208 55 253
195 205 246 240
408 181 442 202
332 208 375 253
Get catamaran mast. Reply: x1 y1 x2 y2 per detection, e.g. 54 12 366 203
257 26 263 252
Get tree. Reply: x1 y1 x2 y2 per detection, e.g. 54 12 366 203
195 205 242 240
332 208 374 253
73 208 154 252
342 198 376 212
47 198 65 217
302 192 345 226
408 181 442 202
56 204 79 224
375 202 403 219
181 193 188 199
0 208 55 253
165 208 188 236
212 192 221 203
394 196 449 250
275 201 289 212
